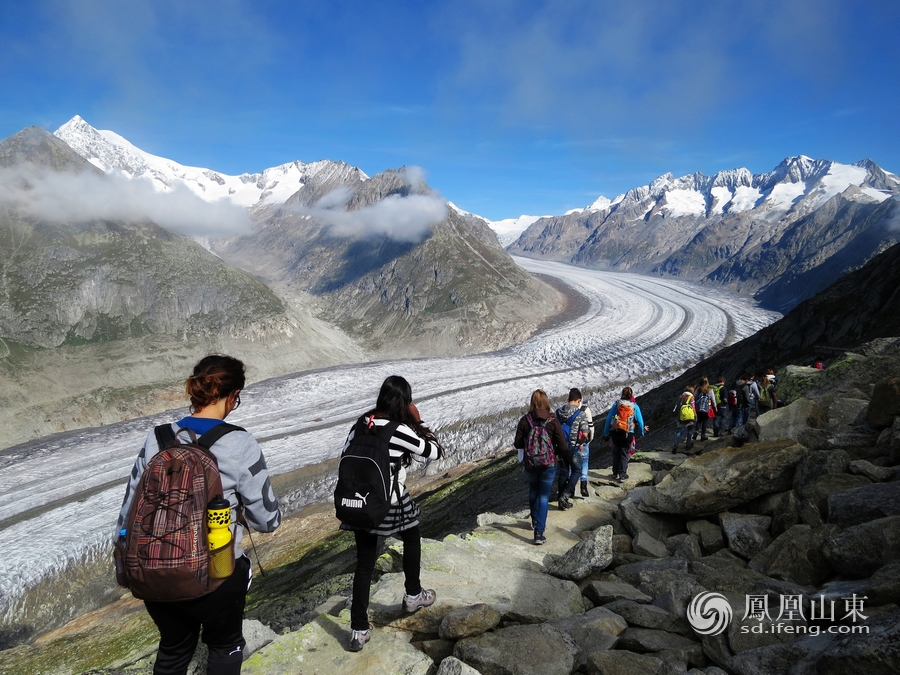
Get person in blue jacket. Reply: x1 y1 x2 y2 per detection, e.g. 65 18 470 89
602 387 648 481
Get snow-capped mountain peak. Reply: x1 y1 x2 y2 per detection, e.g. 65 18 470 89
54 116 369 208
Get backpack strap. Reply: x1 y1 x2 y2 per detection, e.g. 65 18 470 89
154 422 244 452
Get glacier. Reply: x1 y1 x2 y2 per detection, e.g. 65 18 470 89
0 257 781 629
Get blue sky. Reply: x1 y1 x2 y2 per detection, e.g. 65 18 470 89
2 0 898 221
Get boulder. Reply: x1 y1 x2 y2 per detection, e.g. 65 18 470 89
690 559 769 595
583 580 652 606
866 377 900 429
792 449 851 497
827 397 870 432
848 459 896 482
757 397 827 442
550 607 625 669
827 430 883 461
821 516 900 578
615 627 704 667
686 520 725 554
827 482 900 527
748 524 839 586
639 440 808 517
603 600 691 636
547 525 614 581
618 488 686 540
241 614 433 675
453 623 578 675
439 603 503 640
670 533 703 560
719 513 773 560
436 656 485 675
803 473 872 519
583 649 665 675
813 608 900 674
632 532 670 559
749 491 802 537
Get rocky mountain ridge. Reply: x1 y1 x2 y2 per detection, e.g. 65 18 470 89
509 156 900 312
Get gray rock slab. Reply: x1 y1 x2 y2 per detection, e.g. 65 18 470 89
719 513 773 560
814 608 900 674
632 531 670 559
827 397 870 431
686 519 725 554
848 459 896 482
583 580 653 605
369 532 584 633
757 397 827 443
827 481 900 527
748 524 839 586
822 516 900 578
603 600 691 635
437 656 485 675
865 377 900 428
453 622 577 675
547 524 614 581
241 614 432 675
550 607 624 669
639 440 808 517
583 649 665 675
616 627 704 666
439 603 503 639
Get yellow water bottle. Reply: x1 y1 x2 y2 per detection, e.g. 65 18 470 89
207 495 235 579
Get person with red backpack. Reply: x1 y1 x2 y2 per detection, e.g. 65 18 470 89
602 387 647 481
514 389 571 546
116 355 281 675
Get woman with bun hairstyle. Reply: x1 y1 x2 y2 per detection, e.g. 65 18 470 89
343 375 445 653
117 355 281 675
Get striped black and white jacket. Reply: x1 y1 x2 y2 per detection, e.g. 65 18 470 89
342 416 443 504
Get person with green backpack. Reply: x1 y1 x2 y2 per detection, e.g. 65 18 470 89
710 375 726 437
672 384 697 453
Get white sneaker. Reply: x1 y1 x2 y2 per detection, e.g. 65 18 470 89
403 589 436 612
349 628 370 652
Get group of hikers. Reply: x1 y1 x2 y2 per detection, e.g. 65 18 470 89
513 386 648 547
672 370 780 452
114 354 786 670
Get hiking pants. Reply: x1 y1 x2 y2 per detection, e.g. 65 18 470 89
673 422 695 450
610 434 632 477
351 526 422 631
694 414 711 440
145 555 251 675
556 451 582 498
525 463 557 536
578 444 590 483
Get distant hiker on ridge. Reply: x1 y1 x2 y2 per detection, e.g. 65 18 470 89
672 383 697 453
554 388 594 502
602 387 647 481
515 389 571 546
339 375 445 653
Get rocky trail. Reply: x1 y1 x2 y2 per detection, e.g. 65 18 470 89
3 343 900 675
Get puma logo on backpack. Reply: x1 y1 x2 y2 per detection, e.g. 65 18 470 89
115 423 242 602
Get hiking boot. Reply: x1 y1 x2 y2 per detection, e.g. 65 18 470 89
403 589 436 613
534 533 546 545
672 446 678 454
580 481 589 498
559 495 573 510
621 473 629 480
349 628 370 652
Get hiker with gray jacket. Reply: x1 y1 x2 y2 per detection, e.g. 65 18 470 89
554 388 595 502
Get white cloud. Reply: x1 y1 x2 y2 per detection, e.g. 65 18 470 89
0 163 251 237
292 167 448 243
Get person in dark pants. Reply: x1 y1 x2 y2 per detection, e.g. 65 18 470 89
341 375 445 652
602 387 648 481
117 355 282 675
